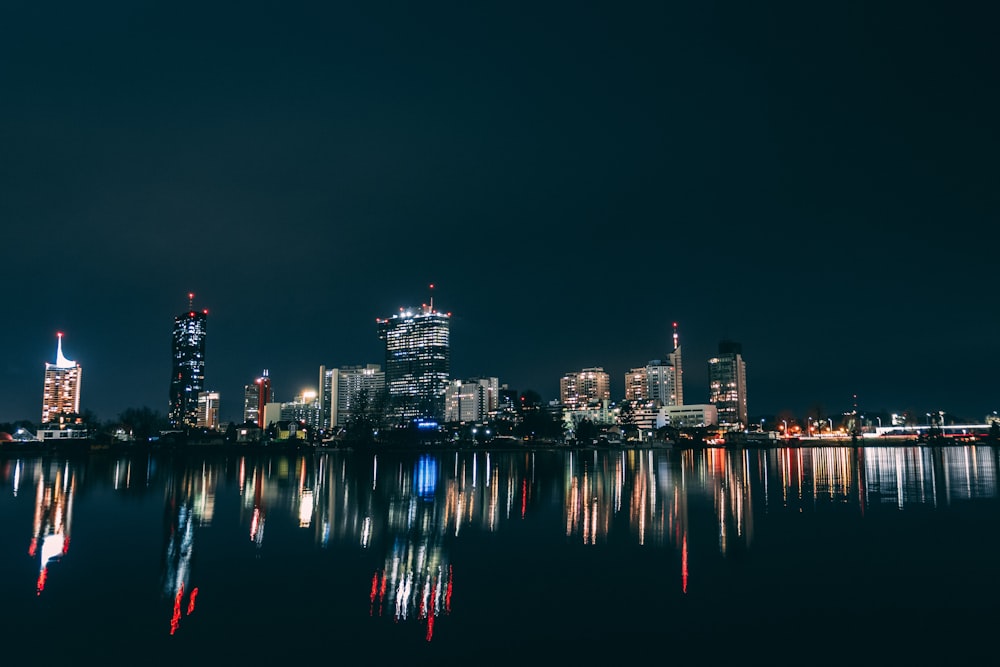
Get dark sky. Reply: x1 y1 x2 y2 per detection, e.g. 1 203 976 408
2 1 997 425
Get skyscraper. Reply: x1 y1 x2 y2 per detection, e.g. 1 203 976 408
168 294 208 428
708 340 748 431
243 369 272 428
41 332 82 423
667 322 683 406
377 292 450 424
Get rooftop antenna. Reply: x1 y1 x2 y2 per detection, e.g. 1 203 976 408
429 283 435 312
672 322 679 352
188 292 194 310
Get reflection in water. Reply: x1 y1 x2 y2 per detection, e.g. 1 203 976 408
160 459 219 634
1 444 997 646
25 461 75 596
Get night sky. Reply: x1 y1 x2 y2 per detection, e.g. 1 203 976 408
2 1 997 425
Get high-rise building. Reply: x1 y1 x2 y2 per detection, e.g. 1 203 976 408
41 332 82 424
168 294 208 428
708 340 748 431
197 391 220 429
445 377 499 423
624 323 683 408
560 367 610 408
377 293 450 424
667 323 683 406
243 369 272 428
319 364 386 429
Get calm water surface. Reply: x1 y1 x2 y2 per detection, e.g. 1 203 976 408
2 445 998 665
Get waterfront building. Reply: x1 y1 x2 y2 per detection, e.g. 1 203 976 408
624 323 683 408
560 367 610 408
262 401 282 429
319 364 386 429
37 420 89 441
243 369 272 427
280 390 323 432
563 399 616 432
658 403 719 429
196 391 221 429
377 296 451 424
168 294 208 428
621 400 660 440
41 332 82 424
708 340 747 431
445 377 499 423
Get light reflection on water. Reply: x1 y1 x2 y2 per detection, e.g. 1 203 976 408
1 444 998 664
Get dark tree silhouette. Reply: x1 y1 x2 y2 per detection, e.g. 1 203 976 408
345 388 389 447
118 407 169 443
617 400 639 440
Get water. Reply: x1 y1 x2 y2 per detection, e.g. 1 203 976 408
1 444 998 665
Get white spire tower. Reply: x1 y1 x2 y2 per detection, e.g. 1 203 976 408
42 331 82 423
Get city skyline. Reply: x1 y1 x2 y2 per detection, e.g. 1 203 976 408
8 296 997 427
2 2 997 424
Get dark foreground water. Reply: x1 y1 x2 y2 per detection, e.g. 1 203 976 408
2 444 998 665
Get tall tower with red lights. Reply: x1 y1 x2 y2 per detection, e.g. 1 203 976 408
169 293 208 428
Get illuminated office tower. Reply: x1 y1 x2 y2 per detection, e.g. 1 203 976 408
708 340 748 431
168 294 208 428
243 369 272 428
377 293 450 424
560 367 610 408
196 391 220 429
41 332 82 423
319 364 386 428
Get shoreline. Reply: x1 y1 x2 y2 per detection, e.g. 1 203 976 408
2 436 995 458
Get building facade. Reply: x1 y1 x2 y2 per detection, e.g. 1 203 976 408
560 367 610 408
280 390 323 433
196 391 221 429
444 377 499 423
708 340 748 431
319 364 386 429
377 302 451 424
41 332 82 424
243 369 272 427
168 295 208 428
658 404 719 429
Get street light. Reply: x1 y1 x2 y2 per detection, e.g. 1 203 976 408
782 419 788 438
827 418 833 433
